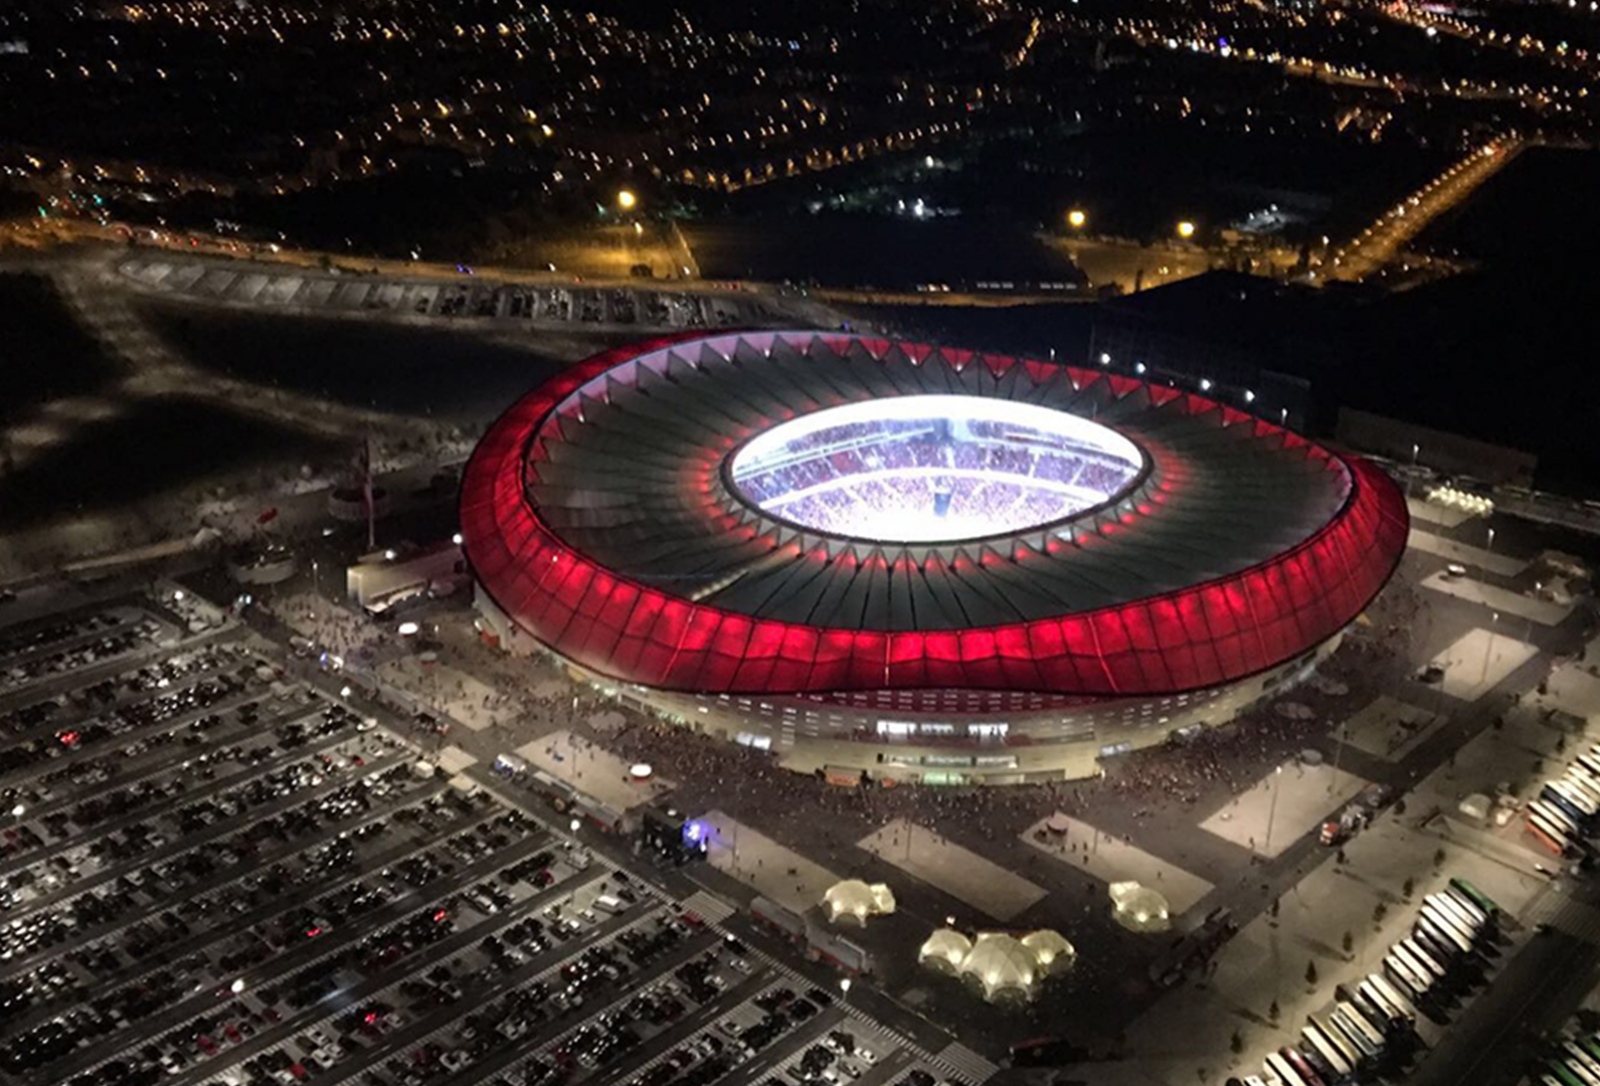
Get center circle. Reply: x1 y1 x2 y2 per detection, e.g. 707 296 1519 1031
726 394 1146 544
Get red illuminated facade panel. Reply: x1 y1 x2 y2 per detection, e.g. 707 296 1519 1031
460 333 1408 699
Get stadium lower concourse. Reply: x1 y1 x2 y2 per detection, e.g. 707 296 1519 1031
461 331 1409 783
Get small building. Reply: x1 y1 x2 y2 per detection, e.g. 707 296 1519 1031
346 541 464 613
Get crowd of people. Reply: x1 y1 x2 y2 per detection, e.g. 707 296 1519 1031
733 418 1139 541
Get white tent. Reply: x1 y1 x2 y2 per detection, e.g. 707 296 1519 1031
1109 881 1171 933
1020 930 1076 976
823 879 896 925
960 933 1037 1001
917 928 972 974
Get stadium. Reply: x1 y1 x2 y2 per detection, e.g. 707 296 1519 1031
461 330 1409 783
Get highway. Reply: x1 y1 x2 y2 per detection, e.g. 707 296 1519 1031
1323 138 1522 282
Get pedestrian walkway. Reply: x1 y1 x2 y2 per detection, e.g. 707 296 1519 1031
858 819 1045 922
702 809 840 917
1426 626 1539 700
1339 695 1446 761
515 728 672 811
681 889 735 924
931 1042 998 1083
1200 761 1371 858
1019 813 1213 915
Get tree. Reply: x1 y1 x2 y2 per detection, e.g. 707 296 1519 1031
1402 877 1415 900
1231 1031 1244 1055
1269 898 1280 919
1557 736 1568 754
1268 1000 1280 1022
1394 798 1407 816
1434 848 1447 869
1305 959 1319 985
1373 901 1388 924
1342 930 1354 955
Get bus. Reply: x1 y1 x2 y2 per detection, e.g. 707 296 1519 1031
1339 986 1396 1043
1564 1042 1600 1086
1397 937 1447 985
1426 893 1484 944
1298 1029 1350 1085
1357 978 1401 1024
1543 782 1594 823
1337 998 1388 1049
1534 796 1582 836
1417 906 1474 957
1529 802 1579 855
1447 876 1501 919
1562 770 1600 809
1556 774 1600 810
1369 972 1420 1023
1283 1045 1330 1086
1334 1001 1385 1056
1384 953 1429 1002
1386 947 1433 996
1550 1060 1590 1086
1575 753 1600 782
1413 914 1468 964
1420 908 1465 959
1295 1039 1341 1086
1430 888 1486 933
1578 1035 1600 1066
1318 1008 1371 1066
1307 1014 1359 1072
1265 1050 1310 1086
1559 1055 1600 1086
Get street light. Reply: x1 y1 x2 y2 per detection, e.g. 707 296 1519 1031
10 804 23 819
839 978 852 999
1176 219 1197 239
230 979 247 995
1067 208 1087 229
569 817 582 833
1263 765 1283 855
616 188 638 212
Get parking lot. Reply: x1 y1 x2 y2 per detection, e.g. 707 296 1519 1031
0 592 970 1086
116 257 783 335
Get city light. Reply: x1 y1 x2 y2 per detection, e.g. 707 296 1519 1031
616 188 638 211
1067 208 1087 229
1176 220 1197 239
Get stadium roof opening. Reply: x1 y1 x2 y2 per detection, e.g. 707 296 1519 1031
727 395 1144 544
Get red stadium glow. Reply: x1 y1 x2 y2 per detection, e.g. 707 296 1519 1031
461 331 1407 702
